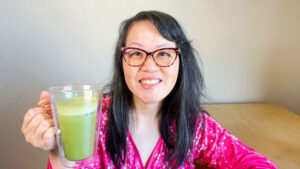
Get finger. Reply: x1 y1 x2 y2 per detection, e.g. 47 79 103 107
24 113 52 138
42 127 57 150
37 98 50 108
44 104 52 113
37 91 50 108
40 90 50 100
32 119 54 140
21 107 45 133
31 119 54 149
38 101 52 117
37 98 53 118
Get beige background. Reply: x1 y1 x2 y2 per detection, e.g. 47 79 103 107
0 0 299 168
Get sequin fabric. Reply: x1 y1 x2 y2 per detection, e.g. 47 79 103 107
48 95 276 169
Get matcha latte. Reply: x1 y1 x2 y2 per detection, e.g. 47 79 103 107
56 97 98 161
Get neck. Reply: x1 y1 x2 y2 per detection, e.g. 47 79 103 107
129 96 162 133
133 96 162 117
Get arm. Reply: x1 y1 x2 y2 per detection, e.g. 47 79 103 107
47 149 69 169
194 114 277 169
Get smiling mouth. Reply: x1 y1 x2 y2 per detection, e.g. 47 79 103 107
140 79 161 85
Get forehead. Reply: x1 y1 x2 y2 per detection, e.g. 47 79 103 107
125 20 175 48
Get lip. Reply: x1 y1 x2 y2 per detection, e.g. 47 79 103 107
139 77 162 81
139 77 162 89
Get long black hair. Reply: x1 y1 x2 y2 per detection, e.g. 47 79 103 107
106 10 206 168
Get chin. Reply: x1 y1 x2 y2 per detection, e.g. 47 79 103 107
140 95 164 104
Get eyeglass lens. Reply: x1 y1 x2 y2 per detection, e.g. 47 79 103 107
123 48 178 66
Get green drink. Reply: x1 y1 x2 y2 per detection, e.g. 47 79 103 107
50 84 102 167
56 97 98 161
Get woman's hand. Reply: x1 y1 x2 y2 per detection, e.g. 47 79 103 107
21 91 57 151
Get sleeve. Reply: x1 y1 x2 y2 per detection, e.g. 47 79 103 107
193 114 277 169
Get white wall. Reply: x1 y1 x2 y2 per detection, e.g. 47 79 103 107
0 0 299 168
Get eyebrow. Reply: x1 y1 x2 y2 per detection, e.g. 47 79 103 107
156 43 172 48
127 42 143 47
127 42 174 49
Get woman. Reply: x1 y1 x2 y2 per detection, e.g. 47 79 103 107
21 11 276 169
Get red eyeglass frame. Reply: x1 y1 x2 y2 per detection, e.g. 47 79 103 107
121 47 180 67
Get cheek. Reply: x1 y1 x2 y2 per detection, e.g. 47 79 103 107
123 62 137 89
165 60 180 89
123 62 130 85
171 60 180 82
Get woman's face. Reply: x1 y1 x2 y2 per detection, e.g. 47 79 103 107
123 20 179 105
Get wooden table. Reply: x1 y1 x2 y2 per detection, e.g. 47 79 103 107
203 103 300 169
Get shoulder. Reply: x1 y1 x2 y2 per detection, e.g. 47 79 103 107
100 94 112 117
99 94 112 134
194 112 222 133
102 94 112 109
192 112 227 153
193 112 234 145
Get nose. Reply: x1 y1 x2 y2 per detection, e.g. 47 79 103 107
140 55 159 72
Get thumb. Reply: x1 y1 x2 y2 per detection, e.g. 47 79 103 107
40 90 50 100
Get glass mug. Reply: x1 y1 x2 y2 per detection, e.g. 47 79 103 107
49 84 103 168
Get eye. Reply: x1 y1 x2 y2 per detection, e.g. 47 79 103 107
157 51 171 57
130 51 143 57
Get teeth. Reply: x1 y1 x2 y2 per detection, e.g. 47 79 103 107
141 80 160 85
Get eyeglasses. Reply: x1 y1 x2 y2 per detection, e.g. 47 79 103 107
121 47 180 67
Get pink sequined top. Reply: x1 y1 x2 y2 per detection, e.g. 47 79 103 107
47 95 276 169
